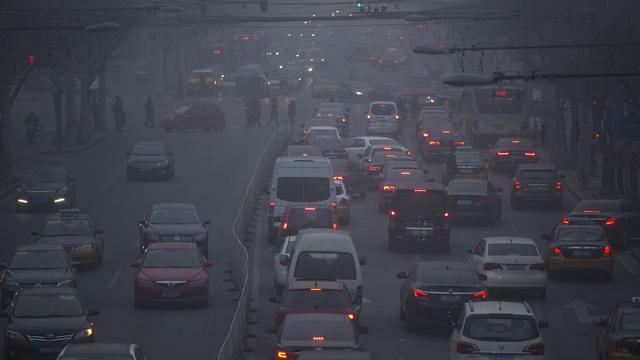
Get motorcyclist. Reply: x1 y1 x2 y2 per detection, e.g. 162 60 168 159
442 149 457 185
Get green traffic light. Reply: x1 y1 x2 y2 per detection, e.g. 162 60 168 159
356 1 364 8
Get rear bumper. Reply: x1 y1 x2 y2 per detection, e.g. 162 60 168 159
549 256 613 272
367 123 399 134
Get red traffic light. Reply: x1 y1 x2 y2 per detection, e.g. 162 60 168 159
213 49 222 55
27 54 34 65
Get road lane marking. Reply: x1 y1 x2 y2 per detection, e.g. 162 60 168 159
108 269 123 289
563 299 606 323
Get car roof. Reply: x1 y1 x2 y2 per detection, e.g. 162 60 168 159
466 301 534 316
151 203 196 210
296 229 355 252
146 241 198 250
63 343 134 355
18 286 77 295
288 280 345 290
354 136 395 142
15 244 66 252
284 312 350 323
484 236 535 244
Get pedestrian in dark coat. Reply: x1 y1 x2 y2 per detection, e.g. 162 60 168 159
111 96 126 132
144 96 154 127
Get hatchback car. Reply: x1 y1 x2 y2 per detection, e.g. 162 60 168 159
364 151 412 190
366 101 400 135
511 164 564 209
15 167 77 212
131 242 211 307
277 204 337 244
448 301 548 360
419 126 465 162
397 261 487 332
542 224 612 280
447 179 502 224
1 287 98 360
126 141 175 181
34 209 105 268
161 103 225 132
138 203 211 255
442 150 488 185
1 245 75 309
468 237 547 298
343 136 400 162
490 138 538 172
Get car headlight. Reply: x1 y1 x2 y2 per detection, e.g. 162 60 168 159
146 232 160 241
7 329 25 341
75 328 94 339
57 280 74 287
54 197 66 203
355 91 363 95
4 281 20 290
190 279 207 286
194 232 207 242
73 244 95 253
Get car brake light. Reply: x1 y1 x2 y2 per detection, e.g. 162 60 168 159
497 151 509 156
413 189 427 192
483 262 502 271
304 207 316 211
282 222 288 230
456 341 479 354
603 245 611 256
562 217 570 224
553 247 561 255
334 175 343 180
555 181 562 190
524 342 545 355
389 209 397 217
383 184 396 192
309 288 322 291
530 263 546 271
605 217 617 225
332 222 338 230
511 139 521 144
383 147 393 150
270 201 275 208
347 312 355 320
276 350 294 359
368 165 381 171
413 289 429 299
441 130 451 134
422 132 429 138
331 201 337 208
583 210 601 213
429 141 441 145
472 290 487 300
395 114 400 121
366 114 371 120
454 141 465 146
514 180 522 190
312 336 325 341
400 172 411 175
524 151 537 157
443 211 449 218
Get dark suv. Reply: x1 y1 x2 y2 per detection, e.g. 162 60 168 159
388 183 450 253
511 164 564 209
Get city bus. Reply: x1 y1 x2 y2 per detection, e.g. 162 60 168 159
458 85 528 145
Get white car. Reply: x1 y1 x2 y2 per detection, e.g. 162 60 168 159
366 101 400 135
448 301 548 360
305 126 343 143
468 237 547 298
335 179 351 225
273 235 297 295
343 136 401 162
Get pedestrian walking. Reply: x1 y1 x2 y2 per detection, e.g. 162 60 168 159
267 97 279 126
287 99 296 128
111 96 126 132
144 96 154 127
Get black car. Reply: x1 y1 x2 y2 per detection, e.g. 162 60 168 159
126 141 175 181
1 245 75 308
15 167 77 212
33 209 105 268
388 183 450 252
138 203 211 255
489 137 538 172
563 199 640 248
331 159 366 197
277 205 337 244
271 313 367 360
397 261 487 332
58 343 146 360
447 179 502 224
378 167 425 213
1 287 98 360
511 164 564 209
285 145 322 157
364 151 411 190
419 126 465 162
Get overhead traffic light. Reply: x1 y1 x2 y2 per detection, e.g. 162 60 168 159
356 0 364 11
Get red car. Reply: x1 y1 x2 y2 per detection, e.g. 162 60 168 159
269 280 359 332
131 242 212 307
161 104 226 132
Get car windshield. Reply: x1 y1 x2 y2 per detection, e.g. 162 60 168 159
393 191 447 216
283 289 350 309
133 144 165 156
277 177 330 202
24 168 66 182
142 249 201 268
14 293 84 317
456 152 482 164
573 200 619 214
294 252 356 280
149 209 200 224
520 170 557 180
61 355 133 360
10 250 68 270
371 104 396 115
557 228 604 242
421 269 477 285
281 319 355 343
464 316 538 342
488 243 539 257
447 181 487 195
288 209 332 229
41 219 92 236
620 313 640 331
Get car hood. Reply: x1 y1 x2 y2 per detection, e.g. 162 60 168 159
139 267 204 281
18 182 65 192
146 224 205 236
5 269 72 284
38 235 94 247
11 316 89 334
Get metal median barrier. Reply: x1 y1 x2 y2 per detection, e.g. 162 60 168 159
218 128 289 360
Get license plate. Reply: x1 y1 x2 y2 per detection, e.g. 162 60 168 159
40 347 62 354
457 199 472 205
440 295 461 302
161 291 182 298
572 250 593 257
490 356 513 360
505 264 526 270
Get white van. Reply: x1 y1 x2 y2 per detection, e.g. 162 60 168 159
269 157 336 242
280 229 365 305
366 101 400 135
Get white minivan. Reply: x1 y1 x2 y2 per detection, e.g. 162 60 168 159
279 229 365 305
269 157 336 242
366 101 400 135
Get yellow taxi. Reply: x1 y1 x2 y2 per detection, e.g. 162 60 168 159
595 298 640 360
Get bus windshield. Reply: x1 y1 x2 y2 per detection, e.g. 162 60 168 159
475 88 524 115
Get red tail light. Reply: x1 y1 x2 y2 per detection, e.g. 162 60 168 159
347 312 355 320
553 247 561 255
524 342 545 355
428 140 441 146
514 180 522 190
562 217 570 224
331 201 337 208
413 289 429 299
443 211 449 218
603 245 611 256
304 207 317 211
413 189 427 192
454 141 465 146
334 175 343 180
332 222 338 230
483 262 502 271
497 151 509 156
555 181 562 190
472 290 487 300
282 222 288 230
524 151 537 157
368 165 381 172
529 263 546 271
389 209 397 217
456 341 479 354
383 184 396 192
269 201 275 208
605 217 617 225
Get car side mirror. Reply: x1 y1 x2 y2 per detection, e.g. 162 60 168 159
88 310 99 316
278 254 290 266
358 326 370 335
358 257 366 266
203 260 213 268
496 187 504 193
203 220 211 225
31 230 39 236
541 234 551 241
538 320 549 328
396 271 408 279
130 261 141 268
593 319 607 327
269 296 279 304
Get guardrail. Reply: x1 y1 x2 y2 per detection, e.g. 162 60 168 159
217 128 289 360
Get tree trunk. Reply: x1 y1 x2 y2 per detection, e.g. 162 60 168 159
53 88 63 150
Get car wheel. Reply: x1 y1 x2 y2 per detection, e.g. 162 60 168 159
405 302 420 333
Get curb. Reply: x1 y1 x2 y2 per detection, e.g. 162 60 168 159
37 131 112 154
